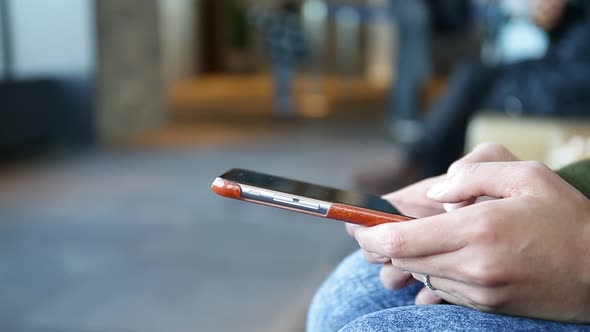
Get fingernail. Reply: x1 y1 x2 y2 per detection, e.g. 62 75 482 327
374 256 390 263
443 203 460 212
368 252 389 263
426 180 449 199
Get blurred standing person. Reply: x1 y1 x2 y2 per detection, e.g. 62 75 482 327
250 1 307 117
389 0 473 142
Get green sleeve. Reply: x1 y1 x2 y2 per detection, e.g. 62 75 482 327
556 160 590 199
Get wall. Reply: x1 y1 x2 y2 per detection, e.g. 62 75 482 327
0 0 96 149
8 0 95 79
159 0 198 84
95 0 167 143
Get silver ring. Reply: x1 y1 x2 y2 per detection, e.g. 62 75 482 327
424 275 437 291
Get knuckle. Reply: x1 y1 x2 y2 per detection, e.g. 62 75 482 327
523 160 550 176
449 143 497 174
471 216 500 244
463 163 481 176
471 288 507 311
502 179 523 197
380 230 406 258
507 161 550 196
474 142 505 154
453 163 481 179
448 160 461 174
464 257 506 288
469 142 513 163
478 269 507 288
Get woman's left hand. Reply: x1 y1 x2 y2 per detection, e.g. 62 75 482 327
354 161 590 323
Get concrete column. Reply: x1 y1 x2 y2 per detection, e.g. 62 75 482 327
95 0 167 143
160 0 198 85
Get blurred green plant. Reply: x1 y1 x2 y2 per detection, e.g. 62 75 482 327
225 0 251 50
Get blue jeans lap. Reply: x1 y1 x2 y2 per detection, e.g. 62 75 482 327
307 250 590 332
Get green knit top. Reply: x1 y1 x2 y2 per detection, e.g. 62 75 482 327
556 160 590 199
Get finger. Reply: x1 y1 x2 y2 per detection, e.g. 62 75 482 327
414 286 443 305
444 196 497 211
411 273 483 309
354 211 469 258
389 243 493 285
345 223 359 237
379 263 414 290
412 272 462 306
382 175 446 204
418 285 473 309
394 254 460 282
394 240 505 285
448 142 518 175
362 249 390 264
427 161 549 202
443 199 475 212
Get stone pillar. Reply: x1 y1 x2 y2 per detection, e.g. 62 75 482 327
160 0 198 84
95 0 167 143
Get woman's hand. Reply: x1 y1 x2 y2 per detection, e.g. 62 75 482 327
354 160 590 323
349 143 520 305
346 174 449 304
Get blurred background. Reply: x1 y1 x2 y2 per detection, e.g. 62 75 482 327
1 0 589 331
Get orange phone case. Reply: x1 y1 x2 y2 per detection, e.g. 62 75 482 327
211 178 413 227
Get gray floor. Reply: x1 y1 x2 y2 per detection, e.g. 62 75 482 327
0 120 394 332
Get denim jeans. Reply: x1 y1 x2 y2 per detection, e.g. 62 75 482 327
307 250 590 332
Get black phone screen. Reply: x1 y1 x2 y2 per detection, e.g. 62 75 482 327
220 169 403 215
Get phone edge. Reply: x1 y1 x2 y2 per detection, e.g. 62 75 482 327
211 177 242 199
211 177 414 226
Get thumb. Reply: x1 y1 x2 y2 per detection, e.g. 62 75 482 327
426 161 545 203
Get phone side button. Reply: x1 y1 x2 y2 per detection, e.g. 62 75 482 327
298 200 320 209
272 195 294 204
248 190 261 197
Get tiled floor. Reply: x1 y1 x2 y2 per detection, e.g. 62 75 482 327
0 119 395 332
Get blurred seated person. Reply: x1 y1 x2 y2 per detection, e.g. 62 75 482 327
308 143 590 331
358 0 590 194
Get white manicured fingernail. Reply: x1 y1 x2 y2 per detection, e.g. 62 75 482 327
444 203 460 212
427 180 449 199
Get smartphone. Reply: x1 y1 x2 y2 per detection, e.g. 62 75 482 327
211 168 413 226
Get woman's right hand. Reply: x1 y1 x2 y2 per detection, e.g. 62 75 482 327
347 143 520 304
